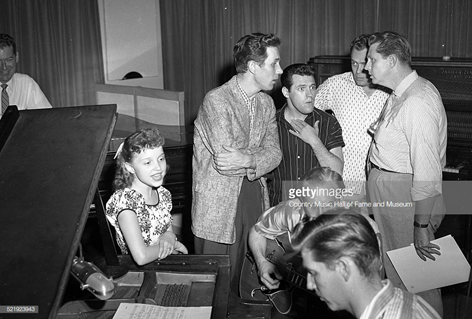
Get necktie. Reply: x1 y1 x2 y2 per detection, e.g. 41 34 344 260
1 84 9 115
368 93 394 136
366 93 395 176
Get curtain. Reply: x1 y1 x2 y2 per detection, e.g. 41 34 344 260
0 0 104 108
378 0 472 57
161 0 472 122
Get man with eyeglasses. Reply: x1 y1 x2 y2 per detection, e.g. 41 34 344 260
0 34 52 118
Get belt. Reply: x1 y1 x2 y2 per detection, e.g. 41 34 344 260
370 162 399 174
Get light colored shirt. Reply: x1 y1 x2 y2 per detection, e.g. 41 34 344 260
360 279 441 319
1 73 52 116
192 75 282 244
370 71 447 200
315 72 389 194
253 199 305 240
254 199 380 242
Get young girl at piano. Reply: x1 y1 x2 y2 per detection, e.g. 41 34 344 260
106 128 188 265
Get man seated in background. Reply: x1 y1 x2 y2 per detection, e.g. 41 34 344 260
291 210 440 319
0 34 52 118
269 63 344 207
314 34 389 210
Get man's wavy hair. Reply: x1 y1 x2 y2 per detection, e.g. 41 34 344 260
113 128 165 191
233 33 281 74
0 34 16 54
368 31 412 65
291 210 381 280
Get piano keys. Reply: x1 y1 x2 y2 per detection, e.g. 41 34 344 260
0 106 271 319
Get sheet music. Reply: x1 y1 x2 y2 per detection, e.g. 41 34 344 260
113 303 212 319
387 234 471 293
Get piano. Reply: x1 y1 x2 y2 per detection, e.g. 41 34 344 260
0 106 271 319
308 55 472 259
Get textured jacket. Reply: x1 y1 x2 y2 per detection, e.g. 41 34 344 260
192 75 282 244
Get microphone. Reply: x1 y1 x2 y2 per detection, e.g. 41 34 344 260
70 256 115 300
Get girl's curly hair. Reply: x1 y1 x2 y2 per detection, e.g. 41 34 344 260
113 128 165 190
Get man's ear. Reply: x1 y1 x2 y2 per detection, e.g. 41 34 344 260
248 60 257 74
388 54 397 68
124 162 135 175
336 257 352 282
15 52 19 63
282 86 290 99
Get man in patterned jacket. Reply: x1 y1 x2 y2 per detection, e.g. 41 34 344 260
192 33 283 295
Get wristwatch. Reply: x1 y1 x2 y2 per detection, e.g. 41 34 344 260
413 221 429 228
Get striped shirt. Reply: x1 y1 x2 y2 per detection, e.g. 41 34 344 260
370 71 447 201
268 104 344 206
315 72 389 194
360 279 441 319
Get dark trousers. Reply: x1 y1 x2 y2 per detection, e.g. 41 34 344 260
194 178 263 296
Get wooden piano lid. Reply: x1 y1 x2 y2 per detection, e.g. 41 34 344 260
0 105 117 319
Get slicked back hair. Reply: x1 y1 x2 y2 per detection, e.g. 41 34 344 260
368 31 412 65
350 34 370 54
291 210 382 280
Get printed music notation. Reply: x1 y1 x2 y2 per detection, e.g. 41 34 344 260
113 303 211 319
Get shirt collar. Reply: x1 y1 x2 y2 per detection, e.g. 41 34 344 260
1 73 15 88
393 70 418 97
359 279 394 319
235 76 252 106
278 103 314 126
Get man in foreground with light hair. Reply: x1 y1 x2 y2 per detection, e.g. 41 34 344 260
291 211 441 319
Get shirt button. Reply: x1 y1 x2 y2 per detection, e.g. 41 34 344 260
297 156 300 159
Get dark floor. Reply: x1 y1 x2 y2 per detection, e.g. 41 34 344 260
69 213 472 319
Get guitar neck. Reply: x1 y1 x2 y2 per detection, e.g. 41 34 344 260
271 261 308 291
